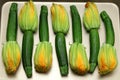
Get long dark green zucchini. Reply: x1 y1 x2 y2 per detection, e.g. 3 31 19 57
55 33 68 76
89 29 100 72
70 5 82 43
6 3 18 41
22 31 33 78
39 5 49 42
100 11 115 45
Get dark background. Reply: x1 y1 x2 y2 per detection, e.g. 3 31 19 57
0 0 120 24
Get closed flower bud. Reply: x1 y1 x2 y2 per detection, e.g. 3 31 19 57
83 2 100 31
2 41 21 74
98 44 118 75
69 42 89 74
18 1 38 32
34 41 52 72
51 3 69 34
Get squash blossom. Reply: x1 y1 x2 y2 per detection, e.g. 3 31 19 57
34 41 52 72
2 41 21 74
18 1 38 32
69 43 89 74
83 2 100 31
98 44 118 75
51 3 69 34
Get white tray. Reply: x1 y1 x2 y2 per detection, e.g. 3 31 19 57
0 2 120 80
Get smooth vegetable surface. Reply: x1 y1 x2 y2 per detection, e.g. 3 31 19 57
22 31 33 78
100 11 115 45
39 5 49 41
6 3 18 41
70 5 82 43
89 29 100 72
55 33 68 76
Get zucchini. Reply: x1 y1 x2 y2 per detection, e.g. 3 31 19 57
55 33 68 76
22 31 33 78
70 5 82 43
69 5 89 75
89 29 100 73
100 11 115 45
39 5 49 42
98 11 117 75
6 3 18 41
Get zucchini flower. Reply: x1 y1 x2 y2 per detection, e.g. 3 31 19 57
51 3 69 34
18 1 38 32
98 44 118 75
34 41 52 72
2 41 21 74
69 43 89 74
83 2 100 31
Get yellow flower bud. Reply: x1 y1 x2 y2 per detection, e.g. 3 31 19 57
98 44 118 75
2 41 21 74
69 43 89 74
34 41 52 72
51 3 69 34
18 1 38 32
83 2 100 31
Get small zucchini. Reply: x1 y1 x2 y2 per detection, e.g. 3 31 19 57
2 3 21 75
34 5 52 73
55 33 68 76
39 5 49 42
6 3 18 41
83 2 100 73
18 1 38 78
100 11 115 45
70 5 82 43
89 29 100 72
22 31 33 78
69 5 89 75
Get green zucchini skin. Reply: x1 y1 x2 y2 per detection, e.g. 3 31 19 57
100 11 115 45
89 29 100 73
55 33 68 76
70 5 82 43
6 3 18 41
22 31 33 78
39 5 49 42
